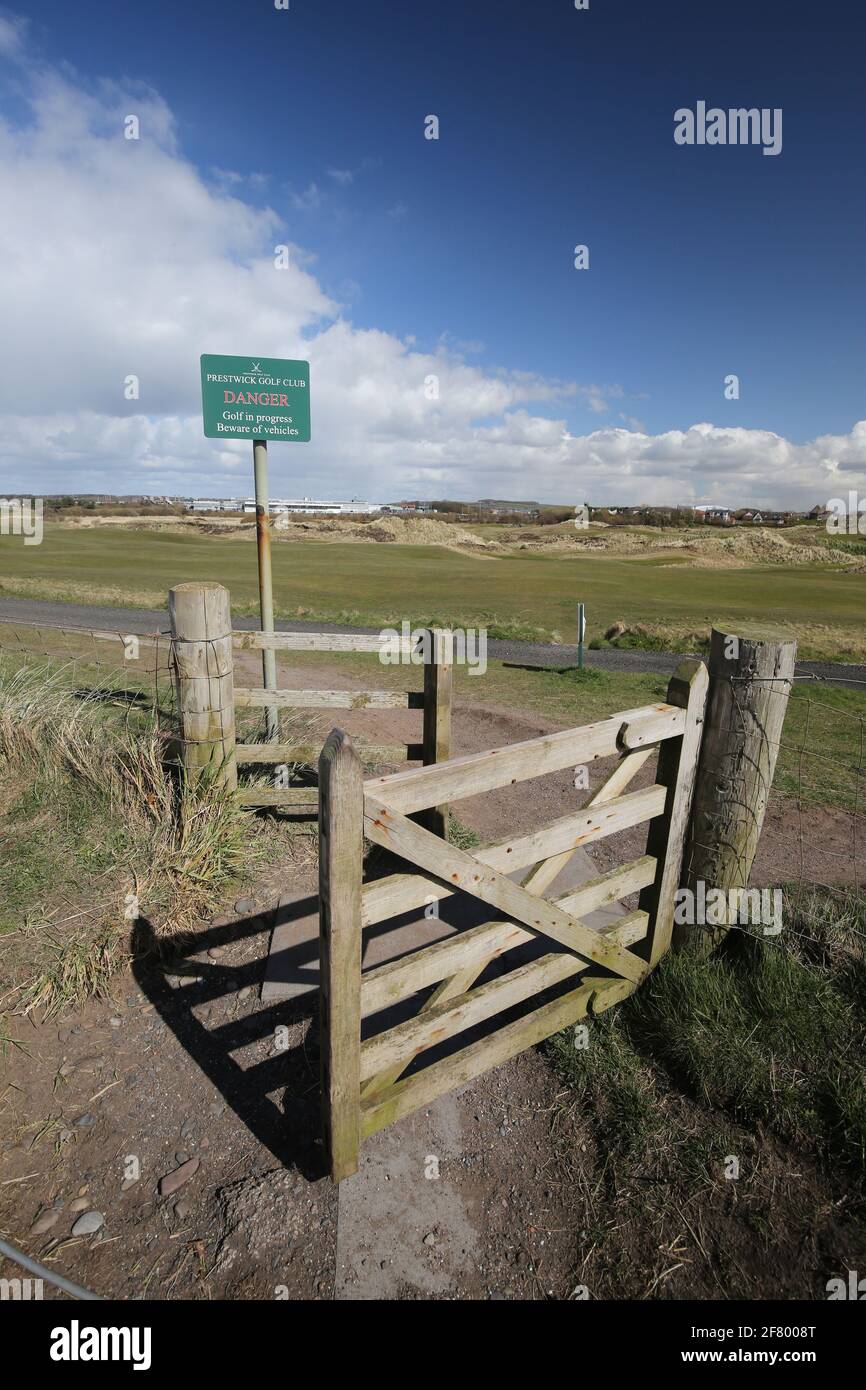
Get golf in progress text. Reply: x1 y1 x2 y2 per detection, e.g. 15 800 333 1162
200 354 311 441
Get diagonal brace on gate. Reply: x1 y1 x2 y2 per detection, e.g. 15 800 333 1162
362 793 649 984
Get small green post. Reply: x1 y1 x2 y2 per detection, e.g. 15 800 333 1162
577 602 585 670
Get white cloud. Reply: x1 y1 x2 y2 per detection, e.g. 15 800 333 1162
0 30 863 510
289 180 322 211
581 384 623 414
326 156 380 185
0 12 26 57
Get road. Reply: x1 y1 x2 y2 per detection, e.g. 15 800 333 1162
0 594 863 689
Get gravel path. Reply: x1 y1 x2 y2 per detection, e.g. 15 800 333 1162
0 594 863 689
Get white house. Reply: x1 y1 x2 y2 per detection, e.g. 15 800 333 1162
694 504 732 523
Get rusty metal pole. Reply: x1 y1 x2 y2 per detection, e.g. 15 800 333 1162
253 438 278 740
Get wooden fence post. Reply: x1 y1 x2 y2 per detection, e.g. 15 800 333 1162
675 626 796 953
422 627 453 839
638 659 709 966
168 581 237 790
319 729 364 1181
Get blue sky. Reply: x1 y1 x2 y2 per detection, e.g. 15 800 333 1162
0 0 864 504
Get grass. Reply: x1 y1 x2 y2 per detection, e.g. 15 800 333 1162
548 886 866 1182
257 643 671 721
447 812 481 851
821 535 866 559
2 522 866 660
543 886 866 1297
1 775 123 928
774 682 866 813
0 658 256 1017
592 623 710 655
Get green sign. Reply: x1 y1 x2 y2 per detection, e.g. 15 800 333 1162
200 354 310 442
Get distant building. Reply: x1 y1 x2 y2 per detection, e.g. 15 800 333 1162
476 499 539 516
239 497 382 516
695 505 732 524
187 498 240 512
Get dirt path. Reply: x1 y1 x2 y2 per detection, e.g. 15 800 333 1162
0 695 609 1301
0 903 594 1301
1 677 861 1300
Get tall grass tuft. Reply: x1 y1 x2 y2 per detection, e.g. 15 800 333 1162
0 659 253 1015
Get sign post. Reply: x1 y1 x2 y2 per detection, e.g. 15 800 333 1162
253 438 278 739
577 601 586 670
200 355 311 739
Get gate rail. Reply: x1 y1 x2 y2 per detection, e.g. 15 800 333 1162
320 660 708 1179
167 582 453 823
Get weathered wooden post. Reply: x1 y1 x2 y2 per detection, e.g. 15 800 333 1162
675 626 796 952
168 581 237 790
421 627 453 839
319 729 364 1181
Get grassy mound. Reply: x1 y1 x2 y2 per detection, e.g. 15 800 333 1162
548 887 866 1181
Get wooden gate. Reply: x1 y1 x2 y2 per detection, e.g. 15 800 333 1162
319 660 708 1180
167 583 454 819
232 627 451 817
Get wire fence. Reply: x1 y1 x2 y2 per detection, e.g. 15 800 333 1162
0 618 311 792
0 619 176 736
